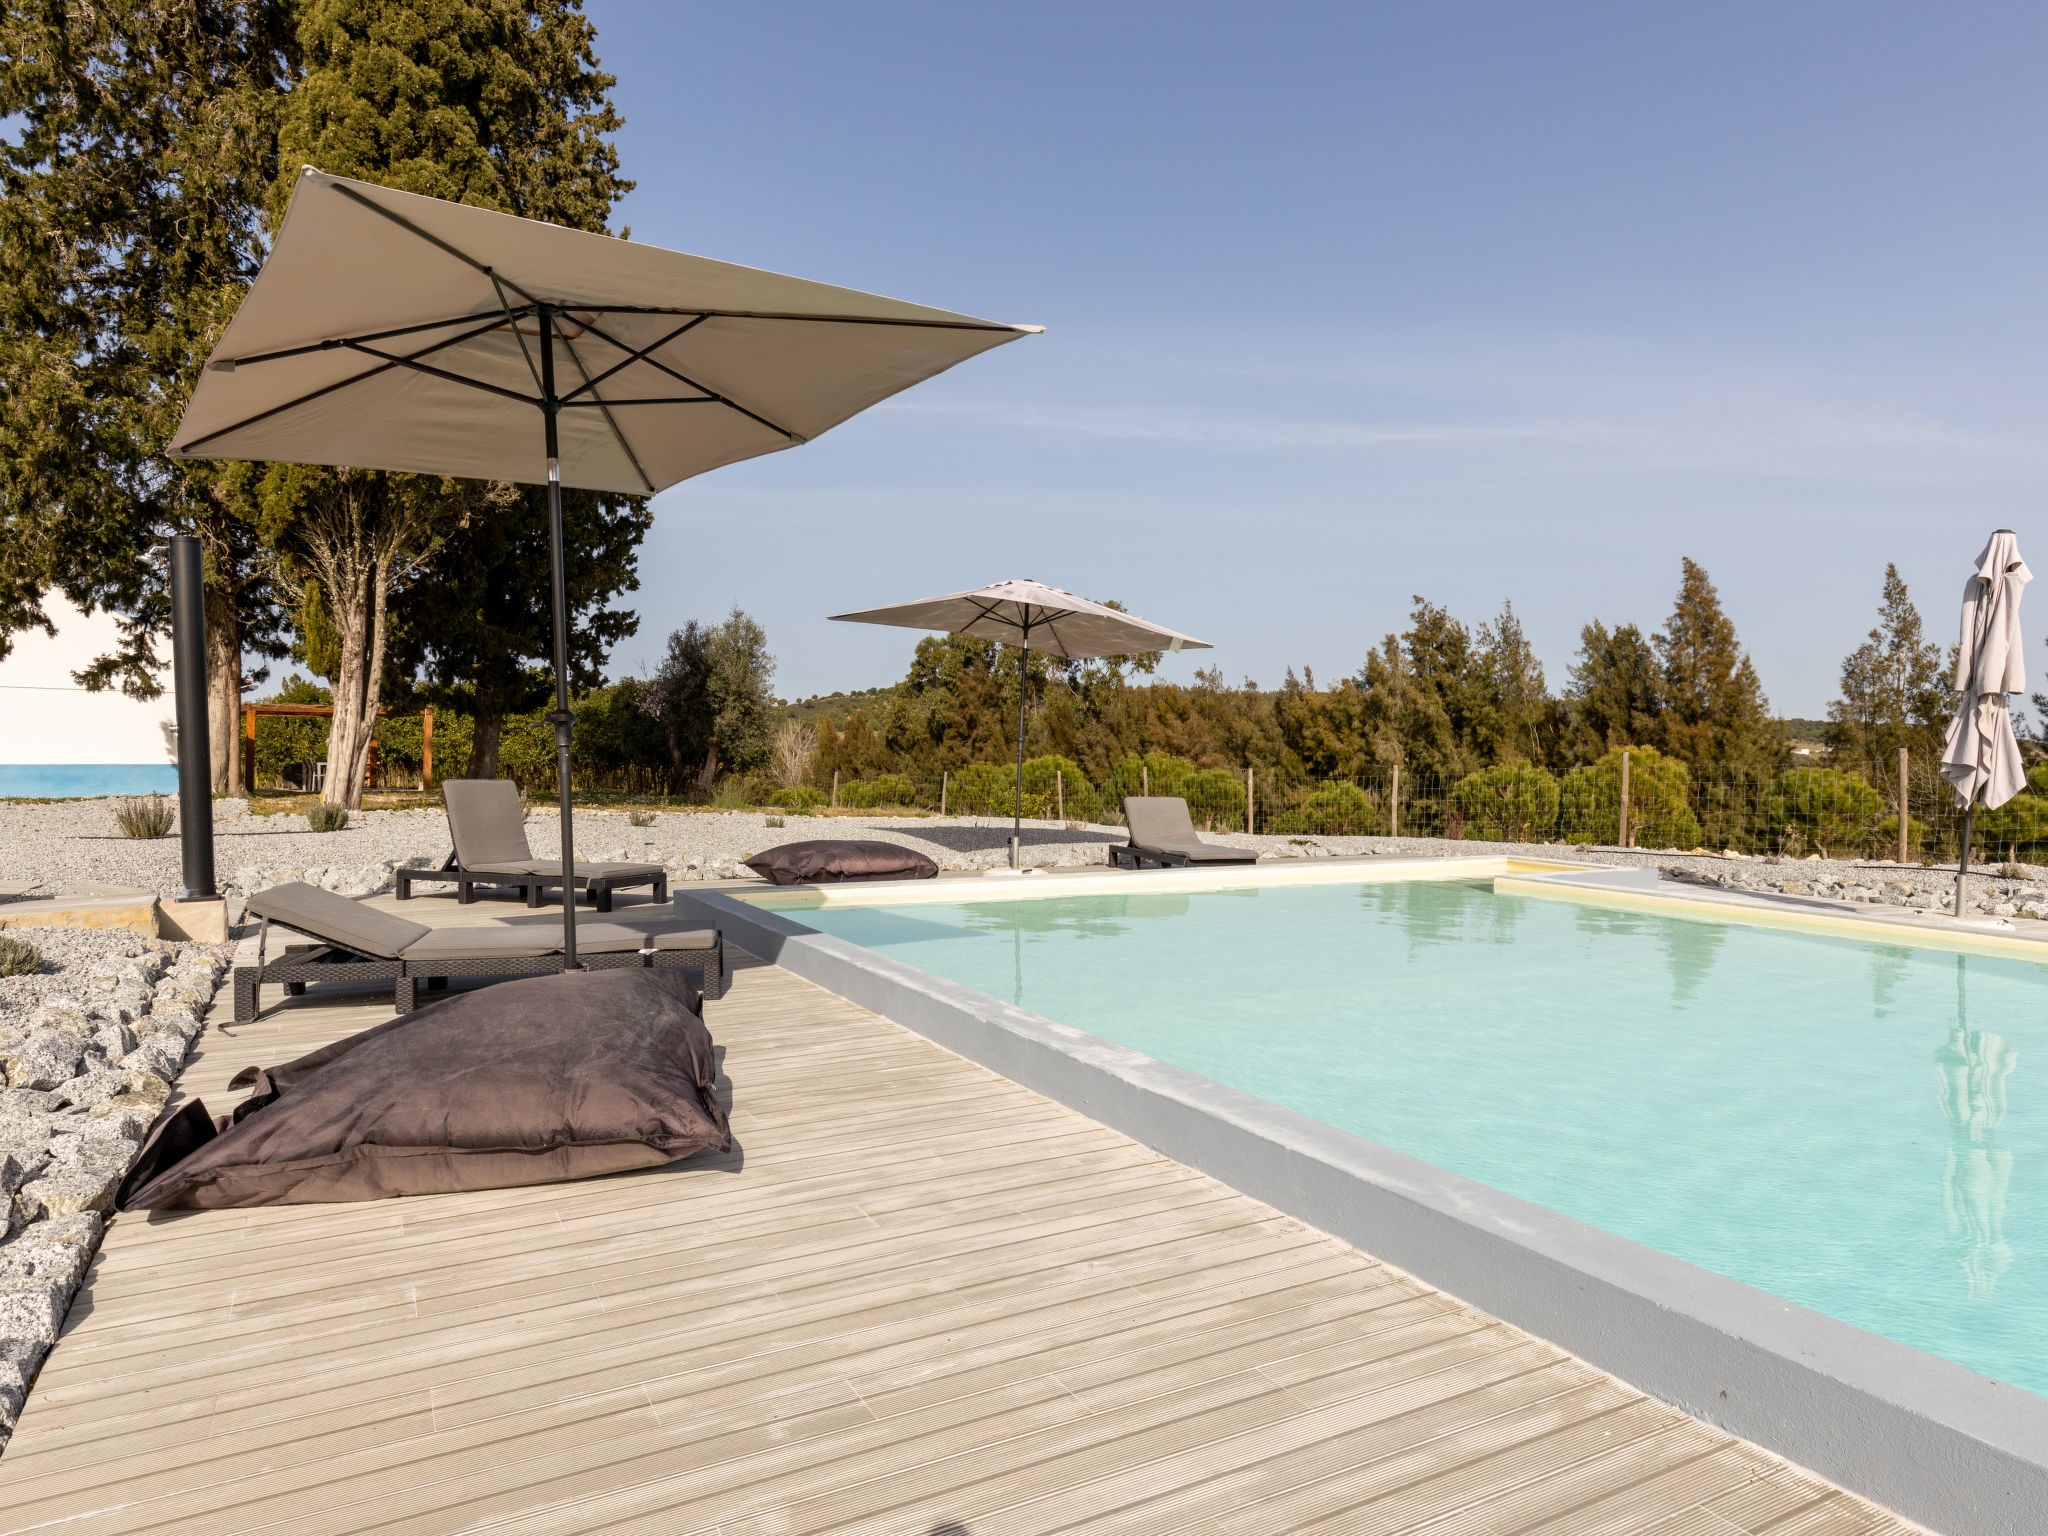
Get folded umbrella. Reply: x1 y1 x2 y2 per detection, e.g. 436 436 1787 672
1942 529 2031 915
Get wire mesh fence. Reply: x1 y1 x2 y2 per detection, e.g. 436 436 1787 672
303 732 2032 868
752 752 2023 866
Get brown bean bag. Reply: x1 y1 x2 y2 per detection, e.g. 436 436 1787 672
119 969 731 1209
744 839 940 886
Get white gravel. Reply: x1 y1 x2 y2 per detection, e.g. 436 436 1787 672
2 797 2042 917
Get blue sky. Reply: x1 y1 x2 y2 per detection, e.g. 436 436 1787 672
593 2 2048 712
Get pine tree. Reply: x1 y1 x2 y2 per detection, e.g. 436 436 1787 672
1825 563 1949 783
0 0 297 790
1565 619 1662 761
1649 557 1785 772
258 0 632 803
385 486 651 778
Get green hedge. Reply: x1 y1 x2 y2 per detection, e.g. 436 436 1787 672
1450 763 1559 842
1559 747 1702 848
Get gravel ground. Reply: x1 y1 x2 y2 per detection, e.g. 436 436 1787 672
0 926 229 1447
2 797 2043 916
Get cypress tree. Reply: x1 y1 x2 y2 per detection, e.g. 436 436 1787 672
254 0 634 803
1825 562 1948 780
0 0 296 790
1650 557 1785 773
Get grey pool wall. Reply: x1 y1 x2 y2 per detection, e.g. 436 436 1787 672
685 883 2048 1536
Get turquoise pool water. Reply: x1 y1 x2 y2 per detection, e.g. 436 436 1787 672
795 878 2048 1396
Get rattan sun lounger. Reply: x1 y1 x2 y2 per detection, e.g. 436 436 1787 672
1111 795 1262 869
233 881 724 1021
395 778 668 911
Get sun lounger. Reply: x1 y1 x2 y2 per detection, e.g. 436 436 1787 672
233 881 724 1021
395 778 668 911
1111 796 1262 869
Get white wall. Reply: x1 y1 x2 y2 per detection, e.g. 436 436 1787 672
0 599 175 765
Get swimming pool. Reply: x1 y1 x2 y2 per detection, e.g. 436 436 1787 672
789 875 2047 1399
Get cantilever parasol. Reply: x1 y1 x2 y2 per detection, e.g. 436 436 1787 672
170 166 1039 962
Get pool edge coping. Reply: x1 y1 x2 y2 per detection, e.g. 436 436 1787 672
685 876 2048 1536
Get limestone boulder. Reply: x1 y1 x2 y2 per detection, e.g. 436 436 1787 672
3 1029 88 1093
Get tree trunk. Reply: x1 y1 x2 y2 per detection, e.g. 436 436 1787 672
466 714 502 778
321 545 395 810
205 578 242 796
696 742 721 798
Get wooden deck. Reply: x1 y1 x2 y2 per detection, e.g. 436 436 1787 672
0 893 1922 1535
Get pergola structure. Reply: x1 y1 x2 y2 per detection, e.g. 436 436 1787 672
241 702 434 795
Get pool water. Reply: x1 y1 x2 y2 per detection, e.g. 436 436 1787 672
795 878 2048 1397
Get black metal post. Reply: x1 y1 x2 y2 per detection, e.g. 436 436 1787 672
539 305 580 967
1956 794 1977 919
1011 637 1028 869
169 535 216 899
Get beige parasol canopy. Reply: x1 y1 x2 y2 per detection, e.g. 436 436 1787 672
831 578 1211 660
1942 530 2031 915
832 580 1210 865
171 167 1040 492
169 166 1039 963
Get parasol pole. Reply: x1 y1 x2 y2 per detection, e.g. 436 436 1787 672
539 304 580 968
1011 629 1029 869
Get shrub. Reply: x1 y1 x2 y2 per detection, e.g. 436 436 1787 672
627 809 657 828
1021 757 1100 821
113 795 175 838
1874 813 1931 860
1451 763 1560 842
308 802 350 833
1272 781 1381 836
1559 748 1701 848
1177 769 1247 830
1762 768 1883 858
1106 752 1199 802
838 773 918 809
1973 792 2048 861
770 785 825 810
0 935 43 977
948 762 1035 817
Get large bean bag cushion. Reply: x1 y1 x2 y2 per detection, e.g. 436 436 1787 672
744 839 940 886
119 969 730 1209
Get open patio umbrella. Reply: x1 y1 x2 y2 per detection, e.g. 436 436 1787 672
1941 530 2032 916
170 166 1039 963
829 579 1210 866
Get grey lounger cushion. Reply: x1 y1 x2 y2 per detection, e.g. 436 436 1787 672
247 883 432 958
120 970 731 1209
249 883 694 960
744 840 940 886
443 778 535 867
1121 796 1261 864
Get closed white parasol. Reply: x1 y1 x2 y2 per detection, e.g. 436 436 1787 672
1942 529 2032 914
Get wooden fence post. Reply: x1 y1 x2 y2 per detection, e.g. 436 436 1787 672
1056 769 1064 823
242 705 256 795
831 770 839 809
421 707 434 790
1898 747 1910 863
1391 764 1400 838
1142 765 1149 797
941 771 948 817
1246 767 1255 834
1619 750 1632 849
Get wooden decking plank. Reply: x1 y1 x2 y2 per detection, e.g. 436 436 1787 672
0 898 1923 1536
